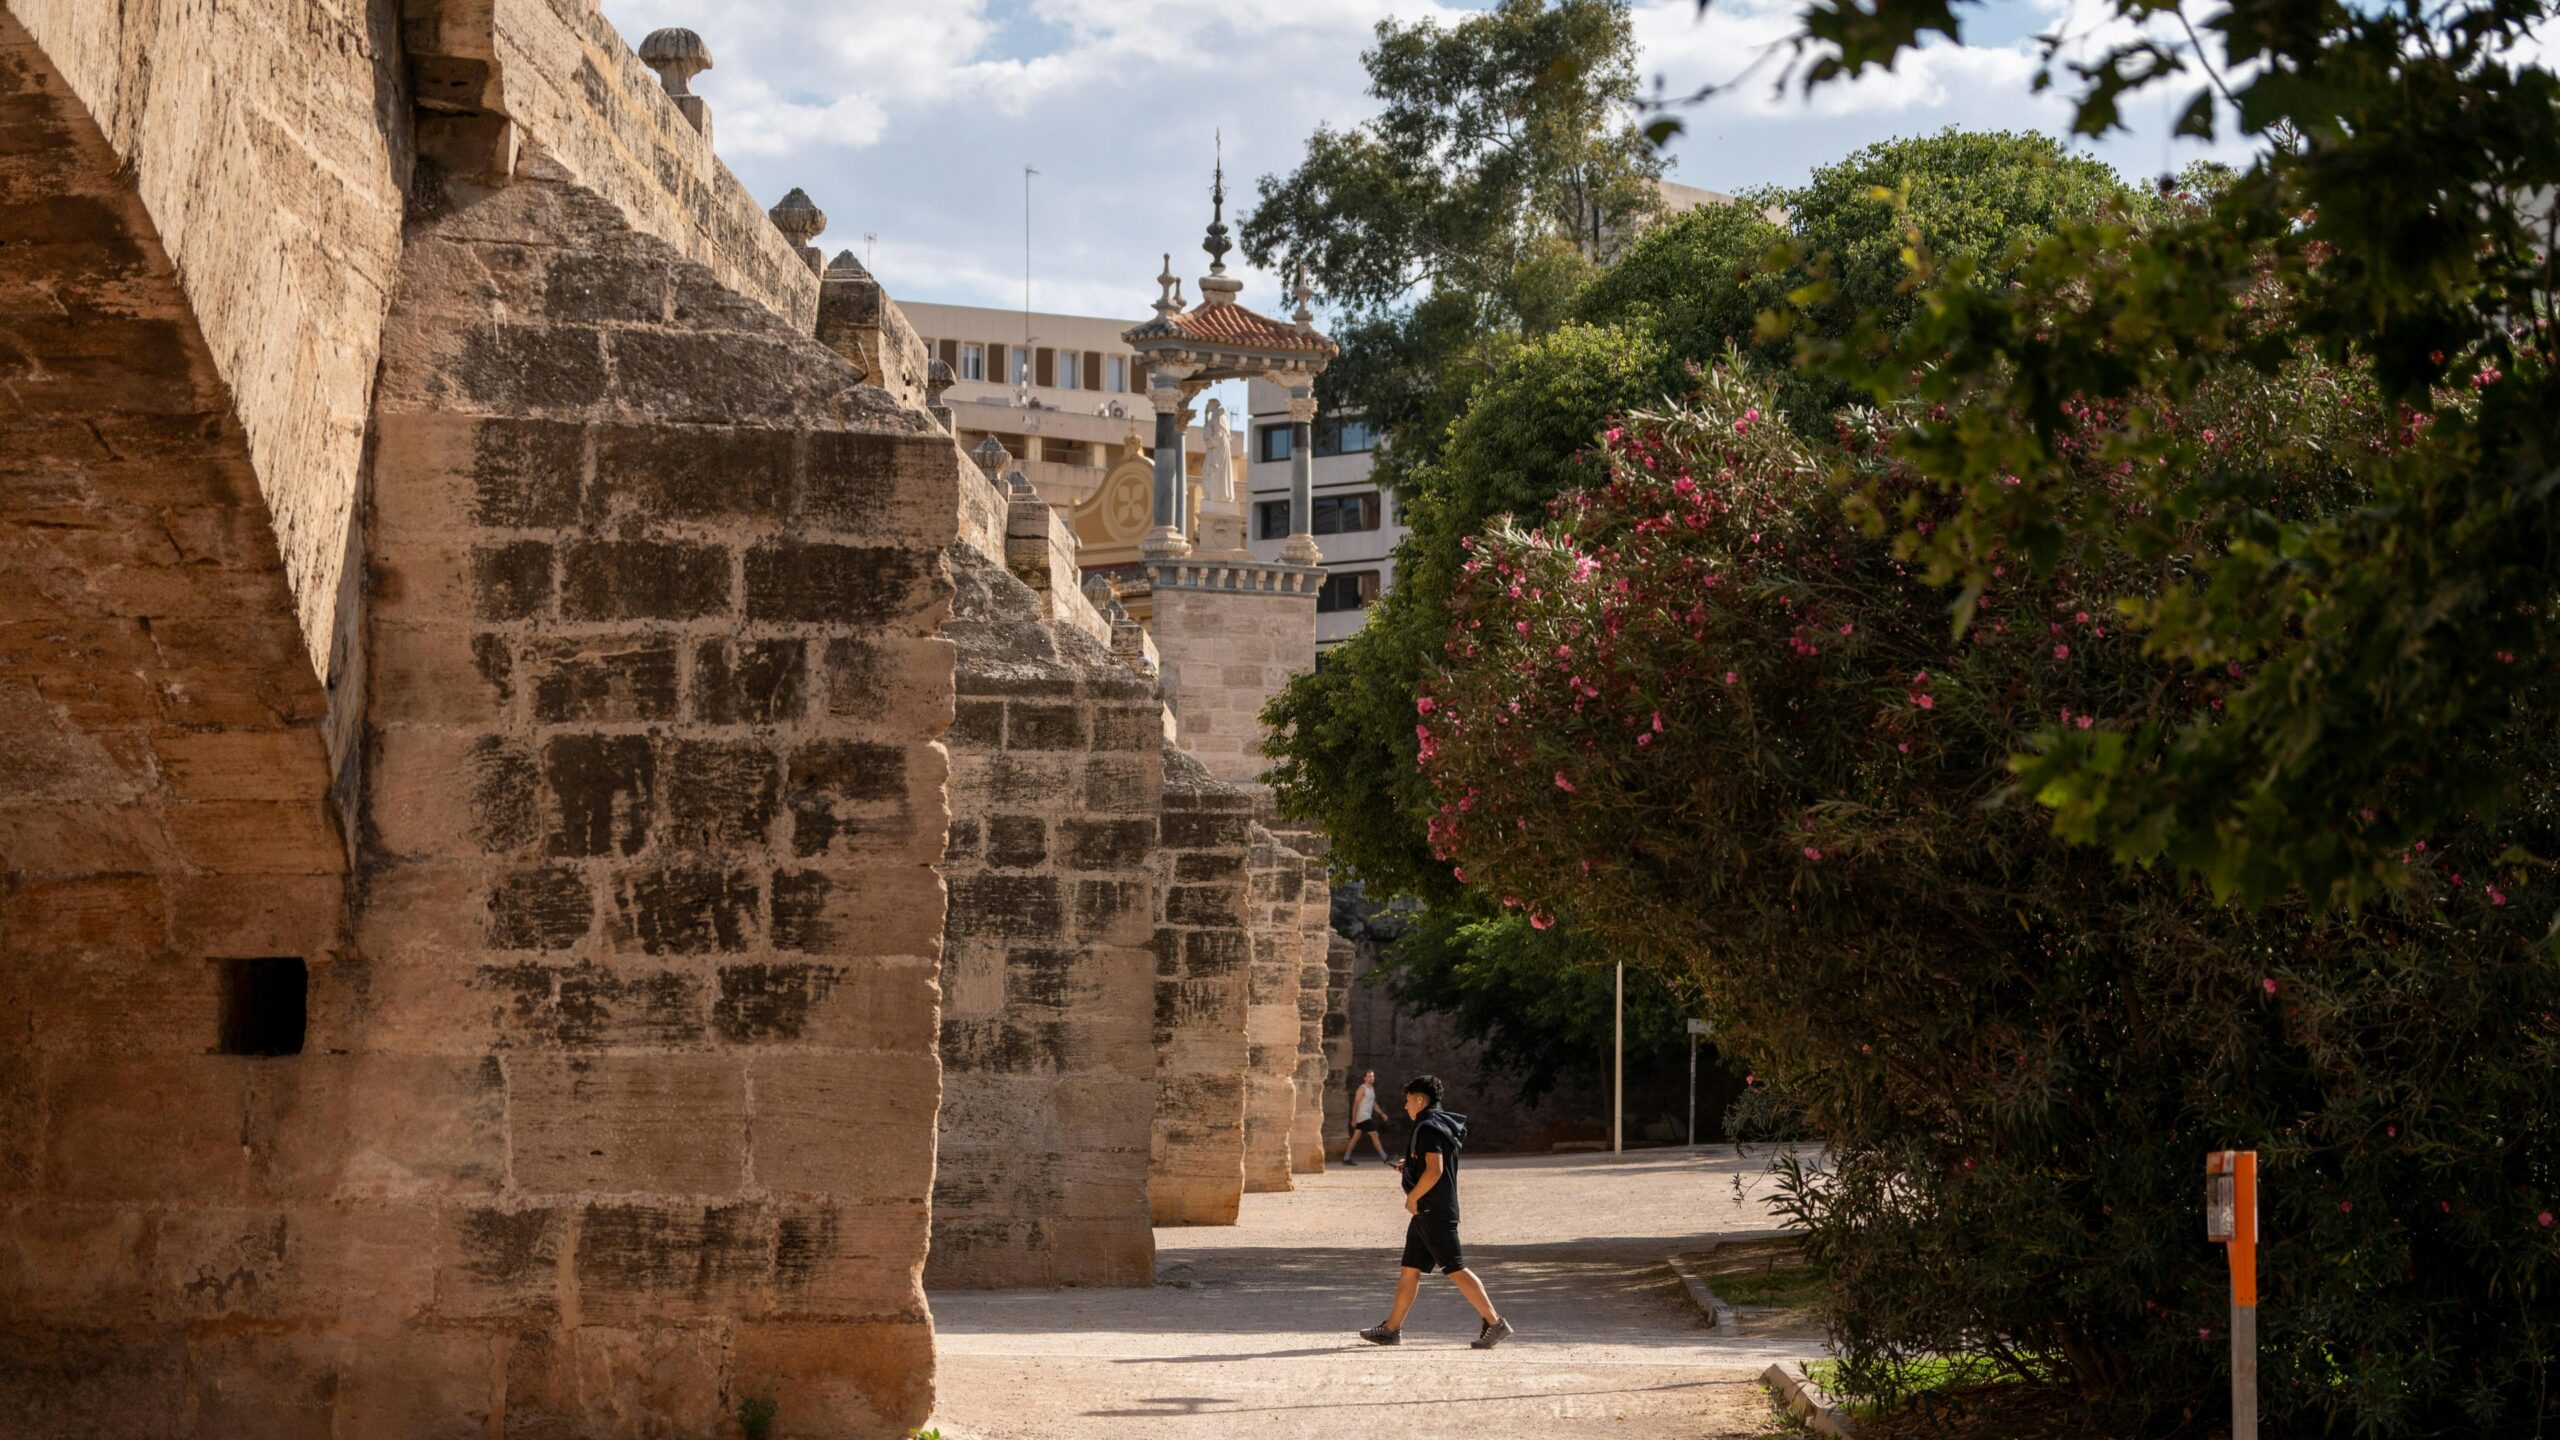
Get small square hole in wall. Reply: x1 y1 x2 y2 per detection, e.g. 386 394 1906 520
216 957 307 1057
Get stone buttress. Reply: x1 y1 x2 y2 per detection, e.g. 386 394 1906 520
358 153 957 1434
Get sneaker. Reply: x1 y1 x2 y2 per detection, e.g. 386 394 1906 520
1472 1317 1514 1349
1359 1325 1401 1346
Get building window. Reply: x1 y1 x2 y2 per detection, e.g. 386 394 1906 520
1057 349 1081 390
1311 492 1381 535
1314 416 1380 457
217 956 307 1056
961 343 986 381
1255 500 1290 540
1316 569 1381 614
1107 355 1128 392
1258 424 1293 463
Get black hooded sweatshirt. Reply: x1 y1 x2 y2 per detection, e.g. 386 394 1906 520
1399 1106 1469 1223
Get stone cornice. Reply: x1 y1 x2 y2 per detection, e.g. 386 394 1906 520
1144 556 1324 596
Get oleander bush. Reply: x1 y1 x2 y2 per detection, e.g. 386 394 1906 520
1417 358 2560 1434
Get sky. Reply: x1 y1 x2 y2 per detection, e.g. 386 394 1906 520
599 0 2260 326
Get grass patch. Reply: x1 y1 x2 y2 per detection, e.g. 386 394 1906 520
1704 1241 1824 1310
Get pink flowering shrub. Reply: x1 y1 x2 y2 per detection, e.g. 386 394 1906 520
1418 362 2560 1434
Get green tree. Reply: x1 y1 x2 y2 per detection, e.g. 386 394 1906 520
1239 0 1662 481
1265 131 2132 896
1420 359 2560 1433
1735 0 2560 906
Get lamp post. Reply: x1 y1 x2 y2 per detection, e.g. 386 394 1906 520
2205 1150 2259 1440
1611 960 1623 1156
1685 1018 1709 1146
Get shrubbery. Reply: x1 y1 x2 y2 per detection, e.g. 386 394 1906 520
1417 361 2560 1433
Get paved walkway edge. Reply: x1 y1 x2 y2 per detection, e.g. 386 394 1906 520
1762 1363 1858 1438
1666 1252 1739 1336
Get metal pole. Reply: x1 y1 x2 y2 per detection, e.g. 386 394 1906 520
1687 1031 1697 1147
1611 960 1623 1156
2232 1302 2257 1440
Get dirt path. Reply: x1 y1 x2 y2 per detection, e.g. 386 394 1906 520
926 1145 1825 1438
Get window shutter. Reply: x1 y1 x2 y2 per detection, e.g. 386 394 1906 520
1036 348 1055 387
1085 352 1103 390
938 338 958 370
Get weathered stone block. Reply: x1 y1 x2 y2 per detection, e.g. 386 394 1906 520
607 865 760 954
743 540 934 625
542 734 654 858
573 1201 771 1322
508 1055 748 1196
485 866 595 952
559 539 730 620
751 1051 938 1201
592 423 793 523
523 635 678 722
692 638 806 724
663 740 780 851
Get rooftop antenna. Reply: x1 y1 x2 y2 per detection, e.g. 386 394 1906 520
1022 163 1039 389
864 230 877 272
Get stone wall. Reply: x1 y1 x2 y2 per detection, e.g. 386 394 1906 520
1322 932 1357 1155
931 544 1160 1288
357 153 956 1435
1 1 408 693
1146 577 1315 787
0 42 358 1430
1289 840 1334 1175
1146 750 1254 1225
1239 829 1307 1191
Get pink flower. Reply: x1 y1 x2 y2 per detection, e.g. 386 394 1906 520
1913 693 1936 710
1723 671 1738 685
1803 847 1822 861
1554 771 1576 792
1637 733 1653 747
1529 913 1554 930
2262 977 2279 995
2490 887 2508 906
1896 741 1911 753
1417 696 1438 715
2075 611 2090 624
2340 1200 2354 1213
2076 715 2094 730
1514 621 1530 635
2053 644 2071 660
2541 1211 2555 1228
1650 713 1664 733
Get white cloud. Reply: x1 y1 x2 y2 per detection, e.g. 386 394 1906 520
600 0 2264 319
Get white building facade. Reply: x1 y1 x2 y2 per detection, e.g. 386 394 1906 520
1243 376 1392 653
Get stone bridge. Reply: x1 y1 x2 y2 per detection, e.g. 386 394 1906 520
0 2 1346 1434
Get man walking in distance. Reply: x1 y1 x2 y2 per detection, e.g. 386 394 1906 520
1344 1070 1391 1165
1359 1075 1513 1348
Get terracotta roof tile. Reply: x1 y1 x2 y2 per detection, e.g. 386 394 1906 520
1125 302 1337 357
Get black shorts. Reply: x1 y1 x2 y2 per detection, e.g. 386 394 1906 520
1353 1117 1383 1134
1401 1213 1466 1274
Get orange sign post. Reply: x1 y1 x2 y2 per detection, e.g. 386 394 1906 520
2205 1151 2259 1440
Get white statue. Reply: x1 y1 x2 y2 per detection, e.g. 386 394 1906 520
1200 398 1236 506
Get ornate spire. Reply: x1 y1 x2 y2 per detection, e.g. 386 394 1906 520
1153 253 1181 317
1292 273 1315 330
1202 129 1232 276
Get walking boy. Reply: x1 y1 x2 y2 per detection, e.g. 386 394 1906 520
1344 1070 1391 1165
1359 1074 1512 1348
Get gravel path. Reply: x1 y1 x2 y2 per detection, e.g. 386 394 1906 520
926 1145 1826 1438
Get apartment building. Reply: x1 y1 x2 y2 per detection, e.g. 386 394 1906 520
1242 375 1389 652
900 300 1233 514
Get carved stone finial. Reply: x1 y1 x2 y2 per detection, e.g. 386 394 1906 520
1293 276 1316 330
770 188 826 246
1007 466 1038 501
1153 253 1181 318
770 188 826 275
639 28 712 95
639 29 715 139
972 435 1012 481
926 359 956 404
1202 130 1232 276
1198 133 1244 306
1082 572 1119 607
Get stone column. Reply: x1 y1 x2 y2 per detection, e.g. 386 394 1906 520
1144 367 1194 559
1282 383 1321 566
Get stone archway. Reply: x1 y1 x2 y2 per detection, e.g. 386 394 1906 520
0 18 352 1429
